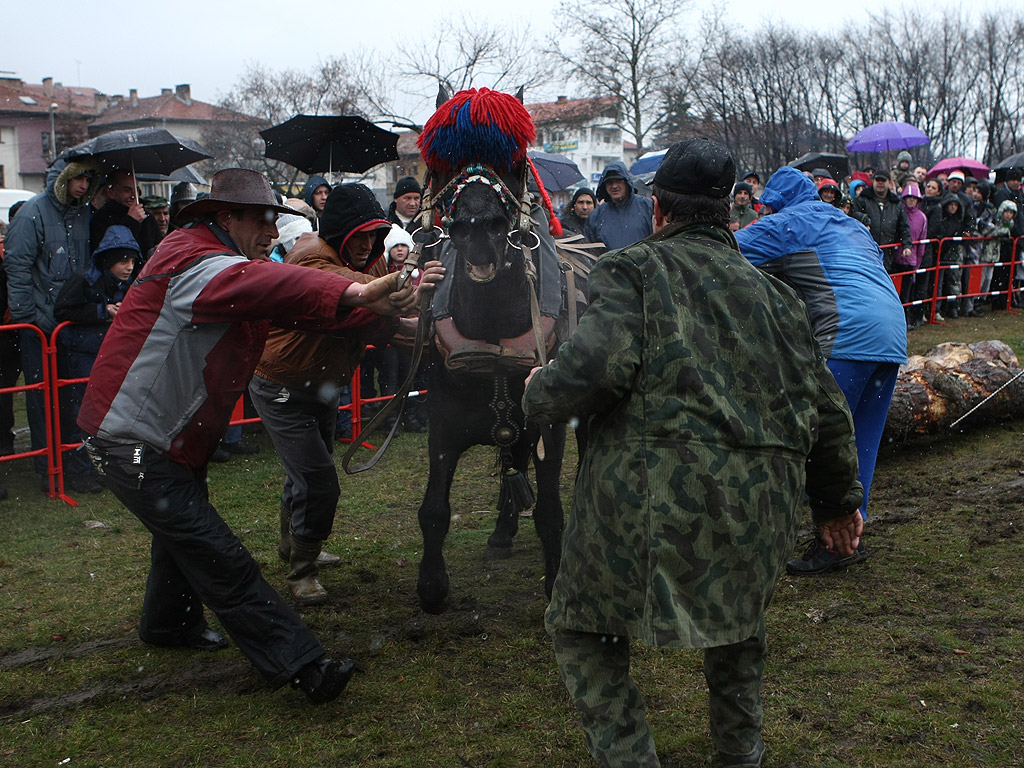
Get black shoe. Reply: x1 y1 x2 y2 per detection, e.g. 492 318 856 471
0 487 7 501
786 535 868 576
222 440 259 455
66 474 104 494
968 309 986 318
292 657 356 704
185 628 229 651
720 737 765 768
210 447 231 463
146 627 229 652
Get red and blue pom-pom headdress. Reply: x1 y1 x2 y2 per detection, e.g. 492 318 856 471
418 88 536 177
418 88 562 236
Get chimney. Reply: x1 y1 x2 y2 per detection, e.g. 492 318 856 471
161 88 172 97
94 93 109 111
175 84 192 106
130 89 138 107
556 95 568 104
43 77 53 97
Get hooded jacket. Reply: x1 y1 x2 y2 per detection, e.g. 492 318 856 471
850 182 912 260
928 193 967 263
254 184 396 391
4 161 102 332
54 225 140 355
302 174 330 231
735 166 907 364
583 161 653 250
900 189 929 269
302 174 330 208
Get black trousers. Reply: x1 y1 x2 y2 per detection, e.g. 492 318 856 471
86 437 323 687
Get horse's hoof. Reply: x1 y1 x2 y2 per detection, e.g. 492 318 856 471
418 596 449 615
417 570 450 615
485 544 513 561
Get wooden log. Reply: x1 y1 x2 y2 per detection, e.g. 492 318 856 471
883 340 1024 444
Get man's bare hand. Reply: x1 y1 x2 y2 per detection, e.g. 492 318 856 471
405 261 445 315
819 511 864 557
128 202 146 222
342 272 413 315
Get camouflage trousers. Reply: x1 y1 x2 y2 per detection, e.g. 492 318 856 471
552 621 766 767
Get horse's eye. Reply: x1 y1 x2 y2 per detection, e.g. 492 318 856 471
485 217 509 238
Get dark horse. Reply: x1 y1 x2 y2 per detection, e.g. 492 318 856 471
413 87 571 614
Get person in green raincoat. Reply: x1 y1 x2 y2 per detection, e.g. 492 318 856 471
523 138 865 768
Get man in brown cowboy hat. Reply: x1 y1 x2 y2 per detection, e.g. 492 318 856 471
78 168 444 703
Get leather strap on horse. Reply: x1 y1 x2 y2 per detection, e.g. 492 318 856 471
341 287 433 474
342 188 439 474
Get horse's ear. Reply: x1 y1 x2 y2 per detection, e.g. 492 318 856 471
513 86 524 103
436 84 451 109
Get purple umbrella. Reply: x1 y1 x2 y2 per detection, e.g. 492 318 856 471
926 157 990 180
845 121 930 153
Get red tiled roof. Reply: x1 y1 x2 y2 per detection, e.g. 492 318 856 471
0 79 104 116
91 91 251 126
526 97 618 125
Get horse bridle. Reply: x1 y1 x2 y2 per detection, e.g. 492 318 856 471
342 162 549 474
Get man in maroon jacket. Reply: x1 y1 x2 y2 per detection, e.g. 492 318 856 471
79 169 443 703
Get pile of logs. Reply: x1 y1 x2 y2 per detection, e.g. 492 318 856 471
882 340 1024 444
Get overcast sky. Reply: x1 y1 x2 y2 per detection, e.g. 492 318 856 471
3 0 1001 122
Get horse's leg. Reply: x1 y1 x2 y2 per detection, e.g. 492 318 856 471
532 423 566 599
485 440 530 560
417 445 461 615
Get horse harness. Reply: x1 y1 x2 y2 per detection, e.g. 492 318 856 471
342 162 584 473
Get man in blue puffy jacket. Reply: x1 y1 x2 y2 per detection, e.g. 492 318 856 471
736 166 908 575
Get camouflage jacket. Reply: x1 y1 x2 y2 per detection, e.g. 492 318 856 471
523 222 863 648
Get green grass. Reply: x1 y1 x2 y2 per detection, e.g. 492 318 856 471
2 311 1024 767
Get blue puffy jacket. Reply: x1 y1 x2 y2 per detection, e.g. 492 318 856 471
735 166 907 364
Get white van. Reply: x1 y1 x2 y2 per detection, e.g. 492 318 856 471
1 189 35 225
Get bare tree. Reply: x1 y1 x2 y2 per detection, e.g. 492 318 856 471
402 16 553 103
548 0 690 156
202 57 376 190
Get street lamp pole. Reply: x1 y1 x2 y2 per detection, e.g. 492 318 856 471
48 103 58 161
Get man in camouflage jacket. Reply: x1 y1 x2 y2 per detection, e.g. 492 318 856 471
523 139 864 768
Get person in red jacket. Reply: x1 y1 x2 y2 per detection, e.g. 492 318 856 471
79 169 443 704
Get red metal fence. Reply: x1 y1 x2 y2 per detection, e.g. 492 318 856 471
3 234 1020 505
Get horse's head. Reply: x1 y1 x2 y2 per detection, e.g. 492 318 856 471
418 87 536 286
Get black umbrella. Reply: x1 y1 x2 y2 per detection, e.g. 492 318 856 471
527 151 585 192
994 151 1024 171
137 165 209 187
788 152 851 181
65 128 213 176
260 115 399 175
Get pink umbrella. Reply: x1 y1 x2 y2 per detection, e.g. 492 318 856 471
926 157 991 180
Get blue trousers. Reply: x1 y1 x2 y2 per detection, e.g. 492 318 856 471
825 359 899 518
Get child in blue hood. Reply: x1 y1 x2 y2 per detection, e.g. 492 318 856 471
55 225 140 482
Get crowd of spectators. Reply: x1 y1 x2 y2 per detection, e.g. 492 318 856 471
720 158 1024 329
